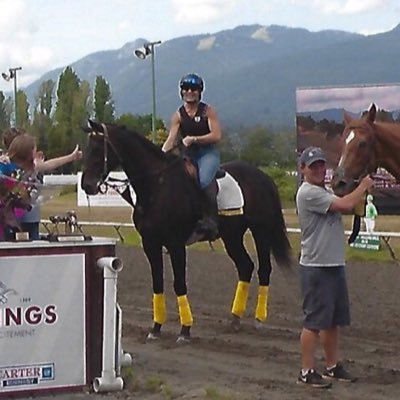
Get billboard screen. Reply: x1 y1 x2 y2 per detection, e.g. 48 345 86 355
296 83 400 215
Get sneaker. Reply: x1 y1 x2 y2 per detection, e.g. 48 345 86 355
322 363 356 382
297 369 332 388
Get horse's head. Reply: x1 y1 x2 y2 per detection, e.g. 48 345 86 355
331 104 377 196
81 120 120 195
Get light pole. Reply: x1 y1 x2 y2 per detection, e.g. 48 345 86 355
2 66 22 127
134 41 161 142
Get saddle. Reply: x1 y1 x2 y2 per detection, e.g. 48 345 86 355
182 157 243 216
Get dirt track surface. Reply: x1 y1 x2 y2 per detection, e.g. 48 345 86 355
27 245 400 399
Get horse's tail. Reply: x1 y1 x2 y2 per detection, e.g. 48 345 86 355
270 183 292 269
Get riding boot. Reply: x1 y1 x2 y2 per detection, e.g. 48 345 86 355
186 182 219 245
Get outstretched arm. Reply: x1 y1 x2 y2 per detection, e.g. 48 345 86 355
35 145 83 172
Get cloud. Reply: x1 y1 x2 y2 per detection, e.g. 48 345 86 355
172 0 238 24
318 0 384 15
0 0 36 40
118 21 130 33
290 0 385 15
0 0 54 90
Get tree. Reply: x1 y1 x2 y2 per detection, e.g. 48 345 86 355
115 113 165 136
241 126 274 166
94 76 115 123
50 66 90 171
72 79 91 149
15 90 30 130
54 66 80 129
35 79 55 117
31 80 56 153
270 129 297 168
0 92 11 135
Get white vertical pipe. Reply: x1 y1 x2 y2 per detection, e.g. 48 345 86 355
93 257 124 393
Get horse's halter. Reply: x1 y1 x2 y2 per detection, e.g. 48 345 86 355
336 124 377 184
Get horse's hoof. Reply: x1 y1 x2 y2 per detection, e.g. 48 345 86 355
176 334 191 344
146 331 161 341
254 319 266 331
230 315 241 332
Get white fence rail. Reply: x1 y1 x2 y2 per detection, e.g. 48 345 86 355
40 175 400 259
40 221 400 261
289 228 400 261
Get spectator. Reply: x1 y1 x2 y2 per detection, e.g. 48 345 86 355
1 128 82 239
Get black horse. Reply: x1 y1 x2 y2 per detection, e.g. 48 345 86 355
81 121 291 342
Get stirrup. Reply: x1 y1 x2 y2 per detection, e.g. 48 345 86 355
186 221 219 245
186 230 205 246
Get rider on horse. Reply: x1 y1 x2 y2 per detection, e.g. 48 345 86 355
162 73 222 244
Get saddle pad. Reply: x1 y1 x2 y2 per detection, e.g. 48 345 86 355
216 172 244 213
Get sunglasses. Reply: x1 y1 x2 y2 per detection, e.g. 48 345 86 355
181 83 200 91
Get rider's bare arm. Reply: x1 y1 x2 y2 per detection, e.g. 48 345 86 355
197 105 222 145
162 112 180 152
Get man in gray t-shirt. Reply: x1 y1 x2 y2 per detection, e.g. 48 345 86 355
295 146 373 388
297 182 345 266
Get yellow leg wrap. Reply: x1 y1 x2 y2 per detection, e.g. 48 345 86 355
231 281 250 318
177 295 193 326
153 293 167 325
255 285 269 322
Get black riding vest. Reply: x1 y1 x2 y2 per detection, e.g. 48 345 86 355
178 102 211 138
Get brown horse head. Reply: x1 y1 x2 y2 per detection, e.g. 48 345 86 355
331 104 378 196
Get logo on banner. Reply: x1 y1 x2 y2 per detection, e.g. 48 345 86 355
0 363 55 388
0 281 58 329
0 282 17 305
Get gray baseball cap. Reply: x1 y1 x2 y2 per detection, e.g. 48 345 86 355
299 146 326 166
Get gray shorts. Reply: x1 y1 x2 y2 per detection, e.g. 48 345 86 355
299 265 350 330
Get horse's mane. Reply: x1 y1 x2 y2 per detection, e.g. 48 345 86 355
375 120 400 134
108 123 172 161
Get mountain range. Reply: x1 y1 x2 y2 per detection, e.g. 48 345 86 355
24 23 400 130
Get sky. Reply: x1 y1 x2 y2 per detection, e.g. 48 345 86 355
296 84 400 113
1 0 400 92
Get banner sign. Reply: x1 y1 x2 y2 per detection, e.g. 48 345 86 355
296 83 400 214
350 234 380 251
77 172 135 207
0 254 86 393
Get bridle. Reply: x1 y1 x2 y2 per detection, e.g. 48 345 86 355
87 123 125 184
87 124 183 204
87 124 133 205
336 124 377 185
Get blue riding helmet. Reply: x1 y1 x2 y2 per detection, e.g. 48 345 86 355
179 73 204 99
